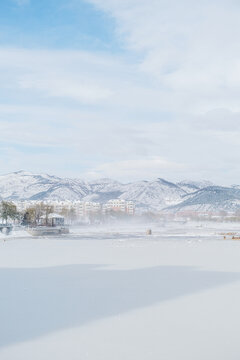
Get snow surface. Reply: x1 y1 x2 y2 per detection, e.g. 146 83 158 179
0 222 240 359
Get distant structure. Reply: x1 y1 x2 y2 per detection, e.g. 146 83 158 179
103 199 135 215
13 199 135 220
39 213 65 227
0 224 13 235
27 213 69 236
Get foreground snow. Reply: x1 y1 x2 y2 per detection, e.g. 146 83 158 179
0 223 240 359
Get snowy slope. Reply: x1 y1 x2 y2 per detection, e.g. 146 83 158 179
1 171 240 212
0 171 60 200
0 171 90 201
177 180 214 193
166 186 240 212
0 172 187 209
83 178 125 203
119 178 186 210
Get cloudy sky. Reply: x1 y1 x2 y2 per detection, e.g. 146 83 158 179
0 0 239 183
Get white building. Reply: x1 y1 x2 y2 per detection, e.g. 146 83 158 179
106 199 135 215
14 199 135 218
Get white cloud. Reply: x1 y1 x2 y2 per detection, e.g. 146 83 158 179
87 0 240 113
0 48 115 105
84 156 185 181
18 74 113 103
2 0 240 185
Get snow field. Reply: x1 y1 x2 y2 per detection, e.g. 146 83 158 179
0 224 240 359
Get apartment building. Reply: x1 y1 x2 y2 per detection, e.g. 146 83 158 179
105 199 135 215
14 199 135 218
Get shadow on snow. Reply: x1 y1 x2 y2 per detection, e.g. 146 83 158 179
0 264 239 347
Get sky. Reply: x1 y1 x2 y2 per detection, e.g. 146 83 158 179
0 0 240 184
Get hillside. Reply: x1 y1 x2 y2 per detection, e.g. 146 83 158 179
1 171 239 212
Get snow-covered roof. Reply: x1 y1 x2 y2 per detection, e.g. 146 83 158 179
48 213 64 219
40 213 64 219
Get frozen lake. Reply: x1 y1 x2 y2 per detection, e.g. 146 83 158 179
0 222 240 360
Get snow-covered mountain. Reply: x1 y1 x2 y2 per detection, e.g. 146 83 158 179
1 170 240 212
166 186 240 212
119 178 186 210
0 171 90 201
0 172 188 210
176 180 214 193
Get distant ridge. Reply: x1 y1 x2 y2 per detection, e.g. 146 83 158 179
0 171 238 212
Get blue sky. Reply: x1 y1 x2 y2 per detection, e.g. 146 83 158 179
0 0 116 50
0 0 240 183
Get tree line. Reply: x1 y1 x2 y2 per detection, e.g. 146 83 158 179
0 201 78 226
0 201 54 226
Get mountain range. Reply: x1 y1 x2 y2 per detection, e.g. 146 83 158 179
0 170 239 213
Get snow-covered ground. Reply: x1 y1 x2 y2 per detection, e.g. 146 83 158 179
1 222 240 360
